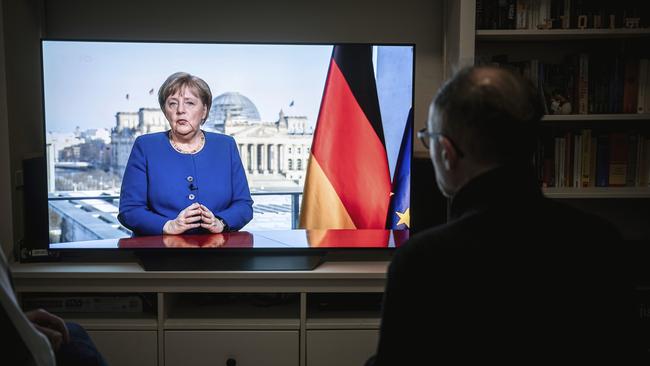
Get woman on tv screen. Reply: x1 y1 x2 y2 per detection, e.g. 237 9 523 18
118 72 253 236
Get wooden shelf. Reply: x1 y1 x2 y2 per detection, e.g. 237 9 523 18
476 28 650 41
164 317 300 330
543 187 650 199
306 315 380 330
542 114 650 121
165 293 300 330
56 312 158 330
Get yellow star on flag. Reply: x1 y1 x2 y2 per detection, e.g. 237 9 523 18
395 208 410 228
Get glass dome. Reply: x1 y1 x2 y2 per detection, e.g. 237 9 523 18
206 92 261 127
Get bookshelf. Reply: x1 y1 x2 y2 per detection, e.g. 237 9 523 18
459 0 650 199
476 28 650 41
543 187 650 198
542 114 650 121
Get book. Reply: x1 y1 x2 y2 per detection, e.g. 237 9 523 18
581 129 591 187
642 137 650 187
476 0 485 29
623 58 639 113
516 0 529 29
557 137 566 187
564 131 573 187
573 134 582 187
638 59 648 114
627 133 638 187
646 59 650 114
596 134 609 187
638 136 650 187
589 135 597 187
578 54 589 114
608 133 628 187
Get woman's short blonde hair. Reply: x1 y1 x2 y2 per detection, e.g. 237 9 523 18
158 72 212 123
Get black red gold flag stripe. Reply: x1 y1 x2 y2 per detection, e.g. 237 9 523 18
300 45 392 231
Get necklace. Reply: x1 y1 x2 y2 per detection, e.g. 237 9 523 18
169 131 205 154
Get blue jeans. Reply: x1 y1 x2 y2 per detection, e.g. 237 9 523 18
56 322 108 366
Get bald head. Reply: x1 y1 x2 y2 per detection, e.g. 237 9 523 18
429 66 544 165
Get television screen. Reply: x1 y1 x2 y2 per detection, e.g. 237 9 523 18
41 40 414 250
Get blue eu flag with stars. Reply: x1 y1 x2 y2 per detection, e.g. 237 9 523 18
388 109 412 229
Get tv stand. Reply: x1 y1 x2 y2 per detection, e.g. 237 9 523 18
135 251 324 271
10 259 388 366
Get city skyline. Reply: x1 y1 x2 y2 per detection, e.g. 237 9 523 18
43 41 333 133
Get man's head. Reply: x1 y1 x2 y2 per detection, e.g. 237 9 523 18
426 66 544 197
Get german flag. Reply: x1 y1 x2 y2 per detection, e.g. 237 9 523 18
299 45 391 229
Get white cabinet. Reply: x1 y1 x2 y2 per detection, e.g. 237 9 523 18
12 261 389 366
306 330 379 366
88 330 158 366
165 330 299 366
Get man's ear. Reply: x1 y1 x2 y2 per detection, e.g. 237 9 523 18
439 136 459 170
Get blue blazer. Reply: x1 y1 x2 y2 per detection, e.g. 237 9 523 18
118 131 253 236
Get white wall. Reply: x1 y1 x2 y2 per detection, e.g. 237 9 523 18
1 0 444 254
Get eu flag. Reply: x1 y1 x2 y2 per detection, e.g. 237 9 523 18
388 109 412 229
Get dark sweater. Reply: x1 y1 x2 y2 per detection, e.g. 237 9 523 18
370 164 635 365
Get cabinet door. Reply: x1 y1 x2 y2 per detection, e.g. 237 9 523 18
165 330 299 366
88 330 158 366
306 330 378 366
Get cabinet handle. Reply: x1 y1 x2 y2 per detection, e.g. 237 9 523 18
226 358 237 366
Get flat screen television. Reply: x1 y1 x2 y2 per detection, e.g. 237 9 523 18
23 39 415 270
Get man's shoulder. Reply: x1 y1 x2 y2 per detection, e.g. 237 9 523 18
402 212 485 251
391 222 466 268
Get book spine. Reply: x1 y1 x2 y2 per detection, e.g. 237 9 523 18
627 133 638 187
506 0 517 29
588 56 597 113
615 55 626 113
530 0 539 29
596 134 609 187
558 137 566 187
636 135 645 187
589 135 597 187
609 56 620 113
646 58 650 114
643 137 650 187
574 134 582 187
581 129 591 187
637 136 650 187
623 58 639 113
498 0 508 29
640 137 650 187
608 132 628 187
554 137 560 187
638 59 648 114
550 0 563 28
565 131 573 186
476 0 485 29
539 0 551 27
563 0 571 28
578 54 589 114
516 0 529 29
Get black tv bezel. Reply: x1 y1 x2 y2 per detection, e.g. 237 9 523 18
25 38 416 265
